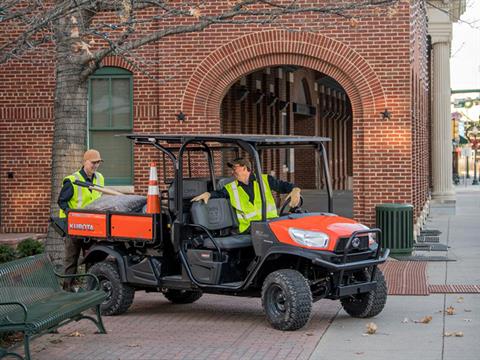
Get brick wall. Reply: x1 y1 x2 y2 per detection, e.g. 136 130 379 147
0 0 430 231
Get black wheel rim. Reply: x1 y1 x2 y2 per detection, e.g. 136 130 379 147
266 284 287 316
99 277 113 303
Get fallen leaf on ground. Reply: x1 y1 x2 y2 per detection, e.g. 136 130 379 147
306 333 314 336
127 344 140 347
49 339 62 344
464 309 472 312
365 322 377 334
414 315 432 324
68 331 84 337
444 331 464 337
446 306 456 315
457 297 464 303
355 352 364 355
402 318 409 323
463 319 472 322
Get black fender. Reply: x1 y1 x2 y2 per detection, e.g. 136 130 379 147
82 244 128 282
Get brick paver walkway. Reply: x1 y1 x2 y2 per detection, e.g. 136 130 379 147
20 292 339 360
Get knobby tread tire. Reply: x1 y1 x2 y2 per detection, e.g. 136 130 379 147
163 289 203 304
261 269 312 331
89 261 135 316
340 268 387 318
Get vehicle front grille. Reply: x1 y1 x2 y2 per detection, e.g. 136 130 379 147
334 236 369 254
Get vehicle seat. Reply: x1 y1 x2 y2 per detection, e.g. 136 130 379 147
168 178 209 215
190 199 252 250
216 177 235 189
168 178 209 222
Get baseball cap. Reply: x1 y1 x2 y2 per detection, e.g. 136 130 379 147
83 149 103 163
227 157 251 170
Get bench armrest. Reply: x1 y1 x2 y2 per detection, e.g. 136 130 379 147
0 301 28 325
54 272 101 290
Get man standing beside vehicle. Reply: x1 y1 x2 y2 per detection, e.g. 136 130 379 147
58 149 104 290
191 157 301 233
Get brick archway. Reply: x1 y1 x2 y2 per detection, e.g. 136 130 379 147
181 30 387 222
181 30 386 122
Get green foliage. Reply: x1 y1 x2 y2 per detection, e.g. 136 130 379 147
0 244 16 264
16 238 44 258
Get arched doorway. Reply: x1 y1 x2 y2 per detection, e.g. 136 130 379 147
181 30 387 224
220 66 353 216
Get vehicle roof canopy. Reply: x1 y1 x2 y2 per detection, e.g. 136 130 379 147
125 133 330 148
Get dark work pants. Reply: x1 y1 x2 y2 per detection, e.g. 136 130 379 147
63 237 86 289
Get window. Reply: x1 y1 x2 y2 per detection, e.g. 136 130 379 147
88 67 133 185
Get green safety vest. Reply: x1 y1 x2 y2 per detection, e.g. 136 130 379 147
59 171 104 218
225 174 278 233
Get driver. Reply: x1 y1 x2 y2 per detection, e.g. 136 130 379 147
191 157 301 233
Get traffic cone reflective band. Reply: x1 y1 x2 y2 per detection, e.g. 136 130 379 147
146 162 160 214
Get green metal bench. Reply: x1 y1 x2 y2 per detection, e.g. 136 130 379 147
0 254 107 360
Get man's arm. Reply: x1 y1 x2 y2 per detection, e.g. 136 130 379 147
58 180 74 211
209 188 229 199
267 175 295 194
191 187 229 203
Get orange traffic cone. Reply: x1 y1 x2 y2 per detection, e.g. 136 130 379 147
146 162 161 214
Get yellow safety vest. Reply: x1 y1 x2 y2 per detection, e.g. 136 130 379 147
225 174 278 233
59 171 104 218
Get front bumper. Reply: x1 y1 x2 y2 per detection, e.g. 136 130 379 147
312 248 390 271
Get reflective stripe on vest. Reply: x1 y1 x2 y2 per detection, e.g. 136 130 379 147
225 174 278 233
59 171 104 218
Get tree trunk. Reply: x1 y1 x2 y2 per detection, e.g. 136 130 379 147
45 13 90 267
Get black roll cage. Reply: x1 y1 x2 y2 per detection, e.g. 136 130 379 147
125 134 334 222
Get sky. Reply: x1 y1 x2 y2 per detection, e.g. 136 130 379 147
450 0 480 124
450 0 480 90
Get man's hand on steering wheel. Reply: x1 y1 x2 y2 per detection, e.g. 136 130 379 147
279 188 304 215
286 187 302 208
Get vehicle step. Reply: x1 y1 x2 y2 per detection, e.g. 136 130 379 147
160 275 195 289
221 281 242 287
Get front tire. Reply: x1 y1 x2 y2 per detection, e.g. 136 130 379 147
340 268 387 318
163 289 203 304
261 269 312 331
88 261 135 316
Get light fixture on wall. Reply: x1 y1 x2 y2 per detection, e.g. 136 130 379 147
381 108 391 120
176 111 186 122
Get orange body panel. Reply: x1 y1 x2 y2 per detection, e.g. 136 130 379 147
68 212 107 238
268 215 367 251
110 215 154 240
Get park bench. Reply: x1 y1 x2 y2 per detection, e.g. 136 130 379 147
0 254 107 360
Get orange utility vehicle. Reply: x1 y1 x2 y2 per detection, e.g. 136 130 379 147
61 134 389 331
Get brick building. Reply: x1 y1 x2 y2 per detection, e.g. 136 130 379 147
0 1 464 236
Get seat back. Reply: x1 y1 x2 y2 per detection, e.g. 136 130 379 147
168 178 209 213
0 254 60 319
217 177 235 189
191 198 238 231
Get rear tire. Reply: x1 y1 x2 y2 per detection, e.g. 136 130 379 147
163 289 203 304
340 268 387 318
88 261 135 316
261 269 312 331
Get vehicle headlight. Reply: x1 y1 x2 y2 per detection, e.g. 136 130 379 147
288 228 329 248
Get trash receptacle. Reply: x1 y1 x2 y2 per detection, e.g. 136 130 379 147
375 203 413 255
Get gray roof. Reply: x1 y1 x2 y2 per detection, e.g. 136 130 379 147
124 133 330 145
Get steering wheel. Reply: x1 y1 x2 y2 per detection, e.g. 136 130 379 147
279 195 304 216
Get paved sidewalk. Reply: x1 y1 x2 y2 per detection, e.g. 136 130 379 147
311 185 480 360
25 294 339 360
7 186 480 360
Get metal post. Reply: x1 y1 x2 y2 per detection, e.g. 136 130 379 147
466 155 470 178
473 148 479 185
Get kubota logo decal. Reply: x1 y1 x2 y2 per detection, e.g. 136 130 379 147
69 223 95 231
